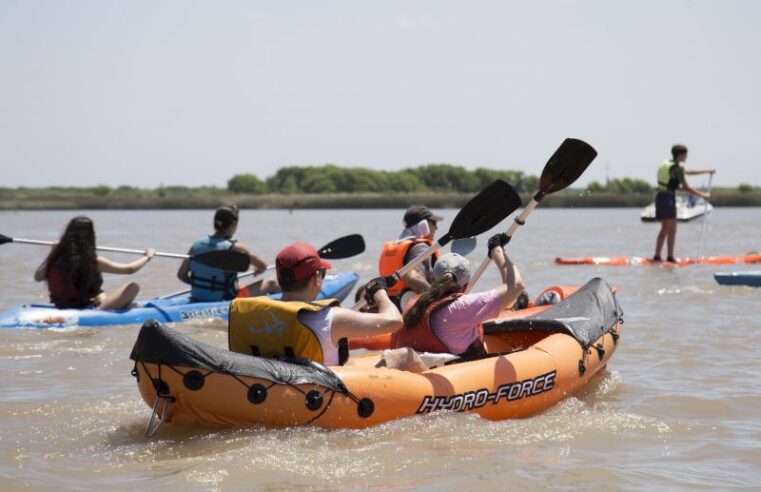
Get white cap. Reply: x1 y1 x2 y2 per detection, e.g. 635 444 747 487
433 253 471 289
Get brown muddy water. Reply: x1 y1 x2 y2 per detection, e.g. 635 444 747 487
1 208 759 491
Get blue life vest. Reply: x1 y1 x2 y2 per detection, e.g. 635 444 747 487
189 236 239 302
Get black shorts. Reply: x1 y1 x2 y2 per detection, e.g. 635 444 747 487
655 191 676 220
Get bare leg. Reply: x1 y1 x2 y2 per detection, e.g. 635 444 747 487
655 220 669 258
666 219 677 259
98 282 140 310
242 278 281 297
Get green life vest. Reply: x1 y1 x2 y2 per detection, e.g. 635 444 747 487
657 159 681 192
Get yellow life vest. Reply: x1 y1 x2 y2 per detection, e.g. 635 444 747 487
657 159 681 192
228 297 341 364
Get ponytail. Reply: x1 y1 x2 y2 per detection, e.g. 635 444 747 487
403 273 457 327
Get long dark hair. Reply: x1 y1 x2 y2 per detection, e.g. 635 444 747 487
46 216 103 296
403 273 457 327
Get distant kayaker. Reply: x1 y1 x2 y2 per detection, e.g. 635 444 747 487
228 242 403 365
33 216 155 310
653 145 715 262
374 204 444 310
177 205 279 301
391 233 524 359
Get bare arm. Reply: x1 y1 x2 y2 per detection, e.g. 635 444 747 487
33 241 58 281
97 248 155 275
34 257 49 282
330 290 403 342
176 247 192 284
401 269 431 293
489 246 525 311
679 175 710 200
234 241 268 275
684 168 716 175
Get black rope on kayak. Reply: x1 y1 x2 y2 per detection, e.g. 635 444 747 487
305 389 337 425
594 344 605 361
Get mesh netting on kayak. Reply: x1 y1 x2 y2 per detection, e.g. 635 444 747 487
483 277 623 348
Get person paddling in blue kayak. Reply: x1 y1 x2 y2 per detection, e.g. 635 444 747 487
176 205 279 301
653 144 715 262
33 216 155 310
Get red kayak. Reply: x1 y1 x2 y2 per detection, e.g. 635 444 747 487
554 253 761 267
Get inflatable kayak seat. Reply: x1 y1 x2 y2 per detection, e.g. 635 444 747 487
482 278 623 349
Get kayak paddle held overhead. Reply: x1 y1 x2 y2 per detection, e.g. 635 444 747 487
466 138 598 292
353 179 523 310
0 234 250 272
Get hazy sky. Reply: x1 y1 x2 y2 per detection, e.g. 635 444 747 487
1 1 759 188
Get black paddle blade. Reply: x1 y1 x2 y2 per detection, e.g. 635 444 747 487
444 180 522 244
539 138 597 196
318 234 366 260
192 250 250 272
0 234 13 245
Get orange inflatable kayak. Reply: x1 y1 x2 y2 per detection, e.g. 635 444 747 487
349 285 582 352
130 278 622 432
555 254 761 267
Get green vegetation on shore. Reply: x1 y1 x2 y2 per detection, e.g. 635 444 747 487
2 165 760 209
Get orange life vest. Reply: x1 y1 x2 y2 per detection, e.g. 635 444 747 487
378 238 439 297
391 293 478 353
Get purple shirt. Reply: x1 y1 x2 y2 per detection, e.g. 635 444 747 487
430 288 503 354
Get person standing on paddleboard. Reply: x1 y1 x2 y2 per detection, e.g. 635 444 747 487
177 205 279 301
653 144 715 262
34 216 155 310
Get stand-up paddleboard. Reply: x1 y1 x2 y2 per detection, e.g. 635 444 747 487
714 271 761 287
555 254 761 267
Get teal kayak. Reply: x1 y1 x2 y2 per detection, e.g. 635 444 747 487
0 271 359 329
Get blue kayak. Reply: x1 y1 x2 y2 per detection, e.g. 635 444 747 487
0 271 359 329
714 271 761 287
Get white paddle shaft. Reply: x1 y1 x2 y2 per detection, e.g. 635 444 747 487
11 237 182 258
353 241 443 310
697 174 714 262
465 199 539 293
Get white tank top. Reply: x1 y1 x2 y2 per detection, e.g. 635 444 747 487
298 308 339 366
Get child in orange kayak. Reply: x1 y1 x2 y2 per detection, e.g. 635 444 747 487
391 233 524 358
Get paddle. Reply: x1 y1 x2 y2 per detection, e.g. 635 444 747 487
160 234 367 299
353 179 522 310
696 174 714 263
0 234 249 272
451 237 477 256
466 138 598 292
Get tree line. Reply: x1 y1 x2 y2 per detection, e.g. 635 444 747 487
229 164 539 194
228 164 701 195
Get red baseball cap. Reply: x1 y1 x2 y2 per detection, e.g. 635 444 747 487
276 242 332 282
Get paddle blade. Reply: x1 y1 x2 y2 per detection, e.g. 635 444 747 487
0 234 13 245
451 237 477 256
318 234 366 260
191 250 250 272
445 180 522 244
538 138 597 196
